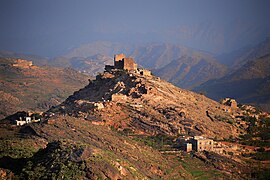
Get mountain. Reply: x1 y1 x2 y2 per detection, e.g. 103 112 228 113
50 54 113 76
128 43 196 69
194 54 270 112
0 58 89 119
153 55 227 89
64 41 212 69
62 41 226 89
1 66 269 179
164 22 270 54
217 37 270 69
49 69 243 139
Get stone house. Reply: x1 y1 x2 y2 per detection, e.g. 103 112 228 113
190 136 214 152
16 116 31 126
178 136 214 152
16 120 27 126
15 116 40 126
185 143 193 152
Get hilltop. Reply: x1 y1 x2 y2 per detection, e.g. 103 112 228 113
49 67 242 139
0 54 269 179
0 58 89 119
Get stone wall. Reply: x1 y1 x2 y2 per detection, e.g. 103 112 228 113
140 69 151 76
123 58 137 71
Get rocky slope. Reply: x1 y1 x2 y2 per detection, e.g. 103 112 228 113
1 115 239 179
194 54 270 112
0 58 89 119
49 69 244 139
153 55 227 89
1 67 269 179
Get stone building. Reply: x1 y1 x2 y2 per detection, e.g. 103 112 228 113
190 136 213 152
122 58 138 71
16 116 32 126
139 69 152 76
113 54 138 71
15 115 40 126
185 143 193 152
114 53 126 69
178 136 214 152
221 98 238 109
105 53 151 76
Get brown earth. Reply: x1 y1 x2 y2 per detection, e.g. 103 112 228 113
0 58 89 119
49 70 247 139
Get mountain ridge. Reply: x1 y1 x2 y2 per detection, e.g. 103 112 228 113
194 54 270 112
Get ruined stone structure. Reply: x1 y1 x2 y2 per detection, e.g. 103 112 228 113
105 54 152 76
139 69 151 76
221 98 238 109
114 53 126 69
123 58 138 71
113 54 138 71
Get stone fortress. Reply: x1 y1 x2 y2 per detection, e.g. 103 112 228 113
105 53 151 76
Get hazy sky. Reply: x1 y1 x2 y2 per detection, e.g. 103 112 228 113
0 0 270 56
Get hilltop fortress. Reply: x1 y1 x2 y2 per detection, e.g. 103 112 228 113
105 53 151 76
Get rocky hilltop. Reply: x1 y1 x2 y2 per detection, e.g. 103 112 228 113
1 55 269 179
49 67 243 139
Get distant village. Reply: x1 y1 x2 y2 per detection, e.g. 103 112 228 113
13 112 42 126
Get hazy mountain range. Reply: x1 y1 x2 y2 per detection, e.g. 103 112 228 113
195 54 270 112
1 37 270 112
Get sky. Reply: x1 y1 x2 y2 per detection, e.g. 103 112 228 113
0 0 270 57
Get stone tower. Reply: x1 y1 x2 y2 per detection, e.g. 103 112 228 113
114 53 126 69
